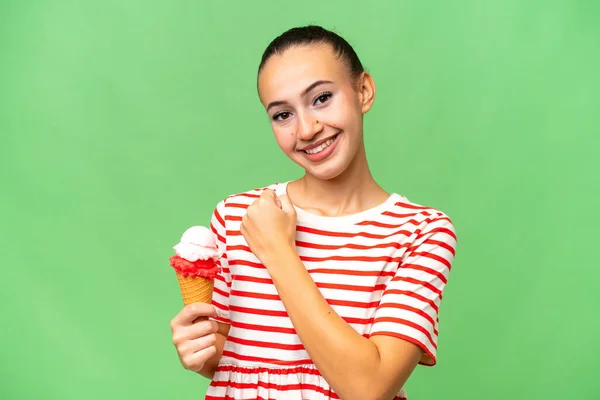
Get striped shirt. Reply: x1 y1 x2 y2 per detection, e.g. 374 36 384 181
206 182 457 400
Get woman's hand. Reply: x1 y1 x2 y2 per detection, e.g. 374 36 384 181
240 189 297 266
170 303 219 373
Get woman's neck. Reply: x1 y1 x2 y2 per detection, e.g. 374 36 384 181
288 144 390 217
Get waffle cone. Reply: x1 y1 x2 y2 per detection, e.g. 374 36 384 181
176 272 214 306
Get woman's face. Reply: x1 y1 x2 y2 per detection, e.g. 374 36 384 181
257 44 375 180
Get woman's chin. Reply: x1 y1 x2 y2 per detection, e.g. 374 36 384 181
303 161 348 181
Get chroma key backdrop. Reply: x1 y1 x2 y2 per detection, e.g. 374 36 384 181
1 1 598 399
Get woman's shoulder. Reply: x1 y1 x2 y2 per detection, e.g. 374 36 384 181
392 194 452 219
386 193 456 236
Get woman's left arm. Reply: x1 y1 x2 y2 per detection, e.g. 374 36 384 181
241 190 456 400
264 250 423 400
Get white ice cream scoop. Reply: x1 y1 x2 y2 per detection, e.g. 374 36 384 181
174 226 222 262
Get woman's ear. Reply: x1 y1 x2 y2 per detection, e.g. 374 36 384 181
357 72 376 114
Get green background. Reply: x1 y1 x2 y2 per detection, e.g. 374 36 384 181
1 0 599 399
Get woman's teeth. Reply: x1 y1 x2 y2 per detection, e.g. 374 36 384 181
304 135 336 154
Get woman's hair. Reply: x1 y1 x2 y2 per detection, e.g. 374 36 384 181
258 25 364 79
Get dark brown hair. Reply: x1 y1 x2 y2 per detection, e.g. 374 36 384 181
258 25 364 79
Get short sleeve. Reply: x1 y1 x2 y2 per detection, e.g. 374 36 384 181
210 199 231 324
369 214 457 366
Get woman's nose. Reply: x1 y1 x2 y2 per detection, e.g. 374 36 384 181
297 114 323 141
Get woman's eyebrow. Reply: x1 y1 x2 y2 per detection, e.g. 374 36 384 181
301 80 334 96
267 80 334 112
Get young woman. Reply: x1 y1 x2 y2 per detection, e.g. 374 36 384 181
170 25 457 400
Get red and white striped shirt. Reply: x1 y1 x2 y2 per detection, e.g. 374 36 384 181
206 182 457 400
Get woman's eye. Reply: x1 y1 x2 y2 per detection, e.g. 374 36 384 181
273 112 291 121
314 93 332 105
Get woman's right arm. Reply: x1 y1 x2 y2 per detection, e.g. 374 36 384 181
170 302 230 379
